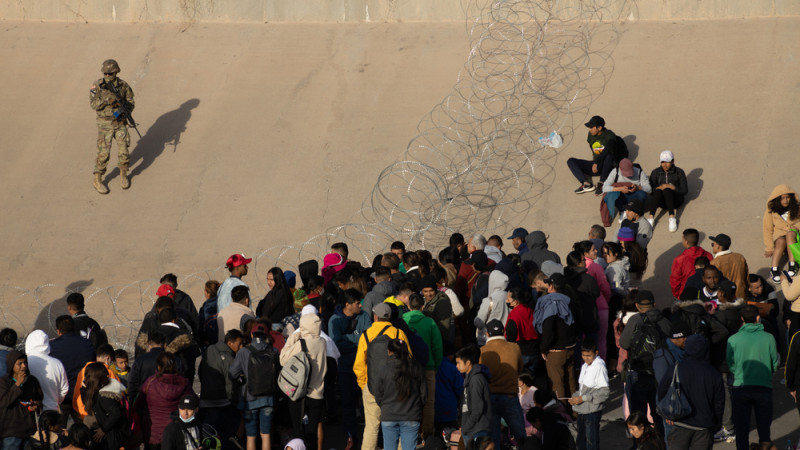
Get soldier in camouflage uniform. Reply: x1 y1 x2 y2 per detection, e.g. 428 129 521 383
90 59 135 194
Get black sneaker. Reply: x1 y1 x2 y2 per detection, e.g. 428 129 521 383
575 183 594 194
770 268 780 283
594 184 603 196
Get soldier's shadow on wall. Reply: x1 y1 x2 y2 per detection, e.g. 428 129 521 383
105 98 200 182
32 280 93 337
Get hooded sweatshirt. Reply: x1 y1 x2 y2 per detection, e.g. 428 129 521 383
24 330 68 412
362 280 396 314
763 184 800 251
474 271 509 345
484 245 503 264
605 256 630 296
93 378 130 450
658 335 724 430
280 314 327 399
0 351 42 439
403 310 443 371
521 231 561 268
727 322 778 388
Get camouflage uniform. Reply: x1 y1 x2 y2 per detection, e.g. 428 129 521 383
90 76 134 175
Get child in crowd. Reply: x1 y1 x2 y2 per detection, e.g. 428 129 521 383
568 340 609 450
110 349 130 388
625 411 665 450
455 345 492 450
517 373 537 436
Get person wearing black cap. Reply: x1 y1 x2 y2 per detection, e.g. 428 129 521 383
479 320 527 448
567 115 621 196
620 199 653 249
708 234 749 300
162 394 204 450
619 290 671 438
533 273 578 400
507 227 529 256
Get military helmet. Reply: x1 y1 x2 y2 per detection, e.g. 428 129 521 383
101 59 120 74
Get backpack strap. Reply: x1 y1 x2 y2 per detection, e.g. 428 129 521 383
300 338 309 355
365 324 392 346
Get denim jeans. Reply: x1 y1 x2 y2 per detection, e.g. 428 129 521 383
603 189 647 219
489 394 526 448
577 411 602 450
381 421 419 450
1 437 24 450
731 386 773 450
625 371 663 437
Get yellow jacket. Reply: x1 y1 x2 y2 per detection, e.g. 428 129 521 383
353 321 411 389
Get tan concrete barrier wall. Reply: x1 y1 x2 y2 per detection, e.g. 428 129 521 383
2 0 799 22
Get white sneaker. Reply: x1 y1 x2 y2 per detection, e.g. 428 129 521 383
668 217 678 232
646 216 655 227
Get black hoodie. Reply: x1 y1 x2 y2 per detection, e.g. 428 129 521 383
658 335 724 430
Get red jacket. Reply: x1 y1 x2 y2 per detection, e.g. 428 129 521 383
454 258 496 305
670 246 713 298
506 303 538 341
139 373 194 444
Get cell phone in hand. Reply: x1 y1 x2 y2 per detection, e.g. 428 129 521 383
784 270 793 282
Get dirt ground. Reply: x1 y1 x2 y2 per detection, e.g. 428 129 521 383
1 14 799 447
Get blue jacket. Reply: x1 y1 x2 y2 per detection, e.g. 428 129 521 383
435 358 464 423
653 339 685 393
328 306 372 369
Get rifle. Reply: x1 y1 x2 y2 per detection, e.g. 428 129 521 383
100 79 142 139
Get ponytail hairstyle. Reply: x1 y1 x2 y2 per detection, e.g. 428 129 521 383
387 339 415 402
572 240 594 257
621 240 648 275
36 410 61 446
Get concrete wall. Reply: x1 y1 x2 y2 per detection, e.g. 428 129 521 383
2 0 799 23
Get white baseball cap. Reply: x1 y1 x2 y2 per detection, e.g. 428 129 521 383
659 150 674 162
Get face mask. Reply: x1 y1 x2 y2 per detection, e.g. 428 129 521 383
179 415 195 424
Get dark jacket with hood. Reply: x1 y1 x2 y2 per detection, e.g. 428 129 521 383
91 378 130 450
362 280 396 315
135 307 195 358
658 335 724 430
160 325 201 382
564 266 600 332
373 356 427 422
669 299 729 370
422 291 453 341
162 410 204 450
521 231 561 268
0 351 42 439
199 340 237 405
619 309 671 356
459 364 492 437
257 287 295 324
128 347 164 402
174 289 198 320
72 311 109 351
708 298 743 374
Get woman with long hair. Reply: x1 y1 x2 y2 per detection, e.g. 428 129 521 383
372 339 426 450
613 290 640 419
257 267 295 323
625 411 665 450
80 362 129 450
138 353 193 450
24 410 65 450
618 227 648 289
763 185 800 282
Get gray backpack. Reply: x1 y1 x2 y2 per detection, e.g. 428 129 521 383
277 339 311 401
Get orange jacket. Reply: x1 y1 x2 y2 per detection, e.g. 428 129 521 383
72 361 121 418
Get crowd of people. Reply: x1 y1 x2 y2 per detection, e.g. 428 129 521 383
2 117 800 450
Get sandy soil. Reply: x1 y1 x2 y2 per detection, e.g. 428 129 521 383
1 15 799 447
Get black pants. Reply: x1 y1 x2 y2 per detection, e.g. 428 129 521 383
668 426 713 450
647 188 685 216
288 397 325 446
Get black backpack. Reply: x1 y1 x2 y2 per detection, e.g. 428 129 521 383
246 344 278 397
610 135 629 163
366 324 399 395
628 316 666 375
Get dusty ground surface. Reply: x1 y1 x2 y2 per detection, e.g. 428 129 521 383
1 15 799 447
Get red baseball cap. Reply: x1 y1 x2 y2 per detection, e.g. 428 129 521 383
156 284 175 298
226 253 252 270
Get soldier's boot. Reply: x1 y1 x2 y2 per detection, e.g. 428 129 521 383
119 165 130 190
93 173 109 194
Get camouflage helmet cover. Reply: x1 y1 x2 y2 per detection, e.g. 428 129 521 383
101 59 120 74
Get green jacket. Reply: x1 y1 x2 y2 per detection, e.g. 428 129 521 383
726 322 779 388
403 310 442 371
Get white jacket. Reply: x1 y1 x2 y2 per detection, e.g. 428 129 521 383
24 330 69 411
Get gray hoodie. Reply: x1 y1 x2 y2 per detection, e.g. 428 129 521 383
474 271 509 346
362 280 396 314
604 256 630 295
521 231 561 268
